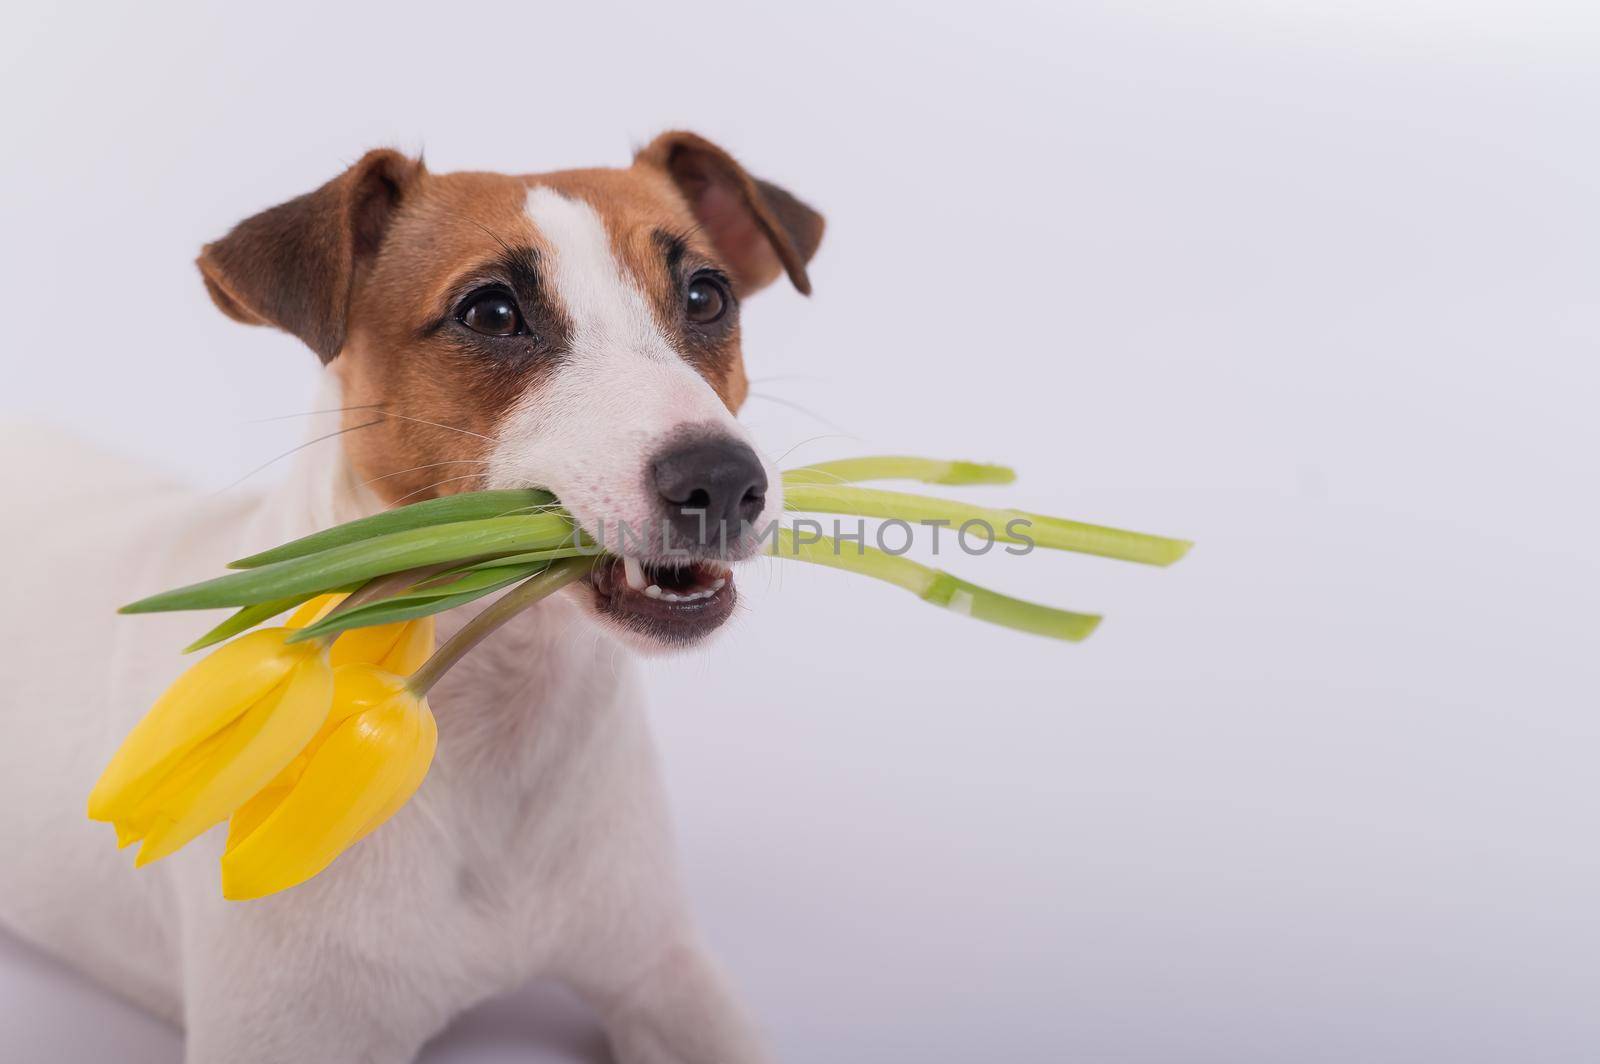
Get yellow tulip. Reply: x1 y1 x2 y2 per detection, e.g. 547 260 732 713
87 628 332 866
220 664 437 901
287 593 435 673
89 591 436 889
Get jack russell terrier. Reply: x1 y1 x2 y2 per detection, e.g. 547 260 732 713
0 131 823 1063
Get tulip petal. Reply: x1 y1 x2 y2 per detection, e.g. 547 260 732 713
293 595 434 671
353 699 437 844
121 721 238 836
220 674 427 900
87 630 309 821
131 655 332 866
223 745 312 854
287 593 345 628
378 617 434 675
328 622 406 671
221 673 372 857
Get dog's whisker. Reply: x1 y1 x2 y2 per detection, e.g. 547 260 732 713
373 410 500 444
779 467 853 485
387 472 491 506
361 459 491 488
246 403 387 424
772 433 860 467
744 392 850 433
247 404 499 445
213 419 384 495
748 373 825 387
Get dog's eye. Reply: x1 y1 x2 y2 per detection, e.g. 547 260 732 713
459 290 523 337
685 274 729 325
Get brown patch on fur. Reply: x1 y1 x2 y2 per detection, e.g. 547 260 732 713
197 134 825 504
198 149 423 363
634 132 825 296
336 171 558 504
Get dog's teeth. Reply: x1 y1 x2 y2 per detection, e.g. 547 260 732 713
644 584 662 599
710 578 726 591
623 556 647 592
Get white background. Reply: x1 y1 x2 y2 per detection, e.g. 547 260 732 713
3 1 1598 1061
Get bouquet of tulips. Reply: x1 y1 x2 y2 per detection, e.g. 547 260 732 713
92 455 1189 900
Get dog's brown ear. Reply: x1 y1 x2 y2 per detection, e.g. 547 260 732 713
635 131 824 296
197 149 424 363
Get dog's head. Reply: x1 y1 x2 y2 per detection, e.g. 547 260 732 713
198 133 823 649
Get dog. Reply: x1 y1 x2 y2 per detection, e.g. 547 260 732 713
0 131 823 1063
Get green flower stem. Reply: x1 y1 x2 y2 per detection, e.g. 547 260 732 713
288 561 552 643
335 564 455 613
772 528 1101 642
405 557 594 697
783 483 1191 567
783 456 1015 487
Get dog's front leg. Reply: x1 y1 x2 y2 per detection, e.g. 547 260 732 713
171 858 454 1064
179 929 440 1064
584 935 771 1064
532 744 771 1063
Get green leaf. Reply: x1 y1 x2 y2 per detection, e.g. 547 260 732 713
228 489 557 569
771 528 1100 642
288 562 552 643
456 546 597 571
920 571 1101 642
783 483 1191 566
784 455 1016 487
306 561 545 626
121 513 576 614
181 592 325 653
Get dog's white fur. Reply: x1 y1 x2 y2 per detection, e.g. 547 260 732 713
493 190 783 564
0 188 783 1062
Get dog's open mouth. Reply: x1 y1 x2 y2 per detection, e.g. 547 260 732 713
586 555 736 643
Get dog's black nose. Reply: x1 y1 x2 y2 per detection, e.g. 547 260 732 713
652 436 768 546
